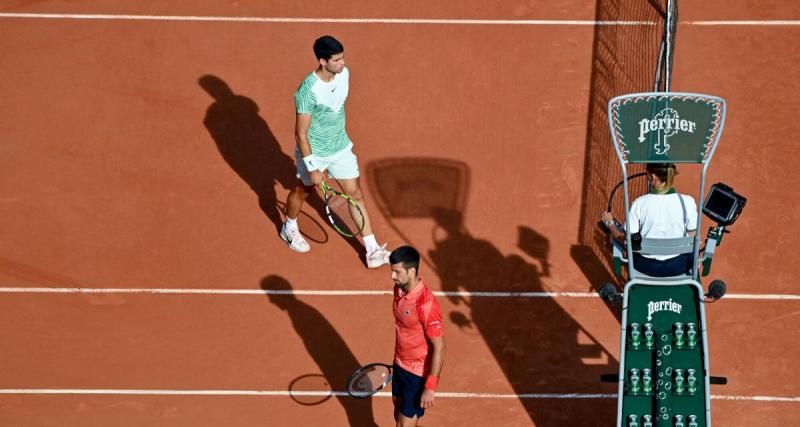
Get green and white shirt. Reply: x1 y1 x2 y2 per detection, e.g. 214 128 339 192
294 66 351 157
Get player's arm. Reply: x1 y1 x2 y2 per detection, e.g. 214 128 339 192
420 335 445 409
295 113 313 157
295 113 322 184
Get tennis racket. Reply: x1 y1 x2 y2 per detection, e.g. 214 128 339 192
320 180 365 237
346 363 393 398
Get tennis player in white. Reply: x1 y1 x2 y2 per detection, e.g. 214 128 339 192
281 35 390 269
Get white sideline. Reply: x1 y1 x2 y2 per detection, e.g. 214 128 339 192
1 13 798 26
0 287 595 298
0 389 613 399
0 389 798 402
0 13 652 25
0 286 798 300
686 20 800 26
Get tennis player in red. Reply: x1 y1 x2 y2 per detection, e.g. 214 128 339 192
389 245 445 427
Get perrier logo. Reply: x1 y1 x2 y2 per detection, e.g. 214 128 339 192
647 299 683 321
637 108 697 155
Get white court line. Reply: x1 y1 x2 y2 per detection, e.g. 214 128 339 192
1 13 798 27
0 389 798 402
723 293 800 300
0 287 593 298
0 389 613 399
0 286 798 300
0 12 652 26
686 20 800 26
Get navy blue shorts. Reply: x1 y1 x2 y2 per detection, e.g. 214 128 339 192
392 363 425 419
633 253 692 277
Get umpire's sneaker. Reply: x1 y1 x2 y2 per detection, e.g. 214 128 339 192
366 244 391 269
280 223 310 253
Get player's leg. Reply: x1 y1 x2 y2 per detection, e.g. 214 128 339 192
396 413 419 427
396 414 419 427
328 146 389 267
392 377 402 423
280 180 312 252
280 149 316 252
284 180 311 219
336 176 374 235
337 176 391 267
392 364 425 427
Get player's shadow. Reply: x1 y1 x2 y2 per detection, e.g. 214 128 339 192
200 75 363 254
263 275 378 427
199 74 296 232
429 208 617 426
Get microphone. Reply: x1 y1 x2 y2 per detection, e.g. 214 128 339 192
704 280 727 302
598 282 622 305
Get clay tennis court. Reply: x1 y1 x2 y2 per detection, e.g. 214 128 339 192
1 1 799 425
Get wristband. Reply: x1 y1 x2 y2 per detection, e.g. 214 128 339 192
302 155 318 171
424 375 439 391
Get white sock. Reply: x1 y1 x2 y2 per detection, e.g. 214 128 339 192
363 234 379 254
285 217 298 230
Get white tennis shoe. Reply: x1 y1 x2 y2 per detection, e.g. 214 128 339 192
366 244 391 269
280 223 310 253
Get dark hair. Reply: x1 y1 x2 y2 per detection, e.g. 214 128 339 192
313 35 344 61
646 163 678 194
389 245 420 272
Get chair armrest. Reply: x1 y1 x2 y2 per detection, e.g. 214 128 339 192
611 237 627 278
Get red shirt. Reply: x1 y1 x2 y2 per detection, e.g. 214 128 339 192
393 280 444 376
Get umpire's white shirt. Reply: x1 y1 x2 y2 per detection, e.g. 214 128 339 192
628 193 698 260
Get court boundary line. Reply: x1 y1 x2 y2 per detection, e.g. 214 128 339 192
0 389 798 402
0 12 653 25
686 20 800 26
0 286 797 300
1 13 798 26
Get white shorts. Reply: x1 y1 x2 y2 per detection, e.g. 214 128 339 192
295 143 360 186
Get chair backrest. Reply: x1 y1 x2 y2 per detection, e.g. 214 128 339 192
608 93 725 164
637 236 695 257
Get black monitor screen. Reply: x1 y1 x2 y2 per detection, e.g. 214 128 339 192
705 188 736 219
703 183 746 226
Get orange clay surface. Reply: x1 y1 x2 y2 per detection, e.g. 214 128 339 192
1 1 799 425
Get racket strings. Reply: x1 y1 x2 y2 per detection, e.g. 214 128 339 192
349 366 391 395
326 194 365 236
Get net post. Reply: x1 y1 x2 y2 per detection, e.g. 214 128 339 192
665 0 674 93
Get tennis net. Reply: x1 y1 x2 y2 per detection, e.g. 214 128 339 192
578 0 678 271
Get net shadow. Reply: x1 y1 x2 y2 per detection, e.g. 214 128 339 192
576 0 668 293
